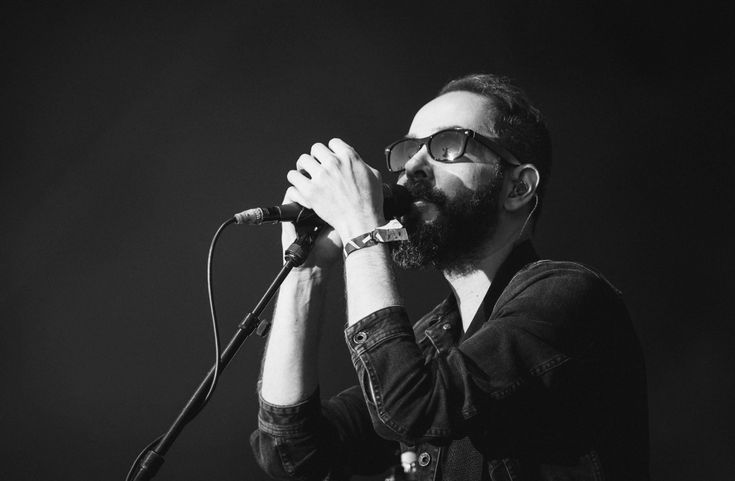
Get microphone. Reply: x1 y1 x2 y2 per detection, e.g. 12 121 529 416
234 184 412 226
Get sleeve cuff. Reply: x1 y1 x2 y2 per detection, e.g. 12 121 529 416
257 382 322 438
344 306 413 352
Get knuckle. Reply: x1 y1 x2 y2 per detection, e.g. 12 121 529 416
306 168 321 181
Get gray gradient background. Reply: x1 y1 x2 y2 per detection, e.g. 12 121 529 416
2 2 732 480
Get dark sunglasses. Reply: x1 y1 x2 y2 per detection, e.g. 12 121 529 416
385 127 520 173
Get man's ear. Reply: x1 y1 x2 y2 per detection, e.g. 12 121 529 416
504 164 540 212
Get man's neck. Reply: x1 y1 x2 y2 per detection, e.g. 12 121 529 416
443 241 515 332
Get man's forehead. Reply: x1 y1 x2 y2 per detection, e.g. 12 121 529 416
407 91 494 138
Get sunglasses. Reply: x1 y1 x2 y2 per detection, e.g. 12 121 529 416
385 127 520 173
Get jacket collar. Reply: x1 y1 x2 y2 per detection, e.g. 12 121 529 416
460 239 539 341
415 240 539 345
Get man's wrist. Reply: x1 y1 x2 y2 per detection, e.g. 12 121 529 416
336 214 386 245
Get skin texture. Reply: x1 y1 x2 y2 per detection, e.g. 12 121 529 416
260 91 539 405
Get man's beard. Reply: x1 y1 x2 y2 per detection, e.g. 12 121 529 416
389 174 504 274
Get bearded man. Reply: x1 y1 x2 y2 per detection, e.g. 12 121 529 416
250 74 649 481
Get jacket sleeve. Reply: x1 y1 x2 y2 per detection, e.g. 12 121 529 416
250 382 398 480
343 262 626 446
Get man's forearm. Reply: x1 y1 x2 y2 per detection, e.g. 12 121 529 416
260 268 328 405
344 245 402 326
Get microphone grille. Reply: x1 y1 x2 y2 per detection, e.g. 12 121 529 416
383 184 412 219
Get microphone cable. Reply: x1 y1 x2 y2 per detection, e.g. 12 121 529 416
203 217 235 403
126 217 235 481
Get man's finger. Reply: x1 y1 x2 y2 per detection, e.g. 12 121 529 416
328 138 359 162
310 142 339 166
285 171 313 207
295 154 322 179
284 185 310 209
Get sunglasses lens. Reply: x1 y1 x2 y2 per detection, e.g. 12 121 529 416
430 130 466 161
388 139 422 171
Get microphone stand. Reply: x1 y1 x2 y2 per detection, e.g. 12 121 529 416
130 228 318 481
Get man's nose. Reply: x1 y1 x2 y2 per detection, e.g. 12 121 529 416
399 146 434 185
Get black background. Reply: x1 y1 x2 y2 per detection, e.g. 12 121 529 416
2 2 733 480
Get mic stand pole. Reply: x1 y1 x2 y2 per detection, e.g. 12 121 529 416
130 228 318 481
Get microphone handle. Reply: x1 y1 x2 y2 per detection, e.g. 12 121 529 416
255 204 320 225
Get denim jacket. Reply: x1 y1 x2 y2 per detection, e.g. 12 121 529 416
251 241 649 481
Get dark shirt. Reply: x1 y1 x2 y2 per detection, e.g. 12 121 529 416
251 241 649 480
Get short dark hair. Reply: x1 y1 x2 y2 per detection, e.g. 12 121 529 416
438 74 552 206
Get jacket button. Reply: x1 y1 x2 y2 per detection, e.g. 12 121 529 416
353 331 368 343
418 452 431 467
441 323 452 330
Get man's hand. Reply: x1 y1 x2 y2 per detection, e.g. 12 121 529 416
278 137 401 327
286 138 386 244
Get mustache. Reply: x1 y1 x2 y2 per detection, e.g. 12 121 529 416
402 180 448 208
